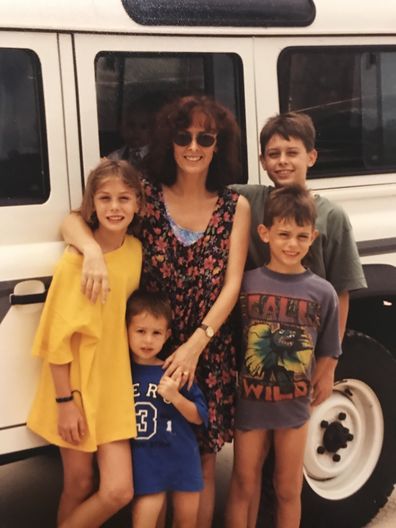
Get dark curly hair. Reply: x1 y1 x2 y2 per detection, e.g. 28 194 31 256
144 95 241 191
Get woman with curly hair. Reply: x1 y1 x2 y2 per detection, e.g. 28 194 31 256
62 94 250 527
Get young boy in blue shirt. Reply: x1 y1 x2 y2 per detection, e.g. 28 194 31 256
127 290 208 528
225 185 342 528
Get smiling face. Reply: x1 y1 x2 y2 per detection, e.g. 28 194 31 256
93 176 139 236
128 311 171 365
258 217 317 274
173 111 217 180
261 134 317 188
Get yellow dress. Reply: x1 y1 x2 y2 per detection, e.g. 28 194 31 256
27 236 141 452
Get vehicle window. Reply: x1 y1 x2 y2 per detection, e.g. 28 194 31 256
95 52 247 183
122 0 315 27
0 48 49 206
278 47 396 178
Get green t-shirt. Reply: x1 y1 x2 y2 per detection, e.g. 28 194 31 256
231 184 367 294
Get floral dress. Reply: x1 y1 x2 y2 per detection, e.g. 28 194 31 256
141 179 239 453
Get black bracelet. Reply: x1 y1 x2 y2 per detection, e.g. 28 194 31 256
55 395 74 403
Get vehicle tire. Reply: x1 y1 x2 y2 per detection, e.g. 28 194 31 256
301 330 396 528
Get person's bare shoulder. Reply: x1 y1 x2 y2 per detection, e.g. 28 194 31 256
236 193 251 212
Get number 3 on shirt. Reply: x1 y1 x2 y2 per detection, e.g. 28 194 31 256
135 402 158 440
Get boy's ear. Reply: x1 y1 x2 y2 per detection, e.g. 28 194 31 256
166 328 171 340
257 223 270 243
308 148 318 168
311 228 319 242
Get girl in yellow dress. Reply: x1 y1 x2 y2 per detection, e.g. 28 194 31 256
28 159 143 527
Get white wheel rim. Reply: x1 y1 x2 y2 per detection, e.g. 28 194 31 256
304 379 384 500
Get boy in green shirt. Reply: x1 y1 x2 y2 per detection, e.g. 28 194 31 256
233 112 366 340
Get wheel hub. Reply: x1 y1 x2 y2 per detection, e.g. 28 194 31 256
303 380 384 500
321 417 353 453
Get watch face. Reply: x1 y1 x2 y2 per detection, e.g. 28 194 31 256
204 325 214 338
200 323 214 338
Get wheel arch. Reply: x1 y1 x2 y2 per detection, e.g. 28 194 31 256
347 263 396 357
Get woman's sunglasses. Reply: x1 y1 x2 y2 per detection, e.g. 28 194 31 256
173 130 217 148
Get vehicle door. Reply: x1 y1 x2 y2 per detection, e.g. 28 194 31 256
0 31 80 457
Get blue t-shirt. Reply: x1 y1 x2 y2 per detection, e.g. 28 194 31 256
236 266 342 430
131 362 208 495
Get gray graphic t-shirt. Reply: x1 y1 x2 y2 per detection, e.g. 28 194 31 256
236 266 342 430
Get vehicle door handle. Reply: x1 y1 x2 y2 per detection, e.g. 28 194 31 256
9 279 48 305
9 291 47 305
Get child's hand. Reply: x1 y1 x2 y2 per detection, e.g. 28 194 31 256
81 246 110 304
311 356 337 406
57 401 87 445
157 374 182 404
311 369 334 406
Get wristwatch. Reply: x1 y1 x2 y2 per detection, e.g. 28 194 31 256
199 323 215 338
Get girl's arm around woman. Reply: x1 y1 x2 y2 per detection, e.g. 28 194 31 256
61 213 109 303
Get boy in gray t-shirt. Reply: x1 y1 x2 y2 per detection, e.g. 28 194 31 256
232 112 366 341
225 185 342 528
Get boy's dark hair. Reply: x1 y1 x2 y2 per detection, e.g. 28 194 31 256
263 184 317 228
126 290 172 328
260 112 316 154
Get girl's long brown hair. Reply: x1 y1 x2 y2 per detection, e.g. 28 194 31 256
78 158 145 236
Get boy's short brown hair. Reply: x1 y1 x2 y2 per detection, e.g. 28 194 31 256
260 112 316 154
126 290 172 328
263 184 317 228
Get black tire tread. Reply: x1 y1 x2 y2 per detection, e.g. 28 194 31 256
301 330 396 528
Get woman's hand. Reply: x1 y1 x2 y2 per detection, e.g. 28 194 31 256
57 401 87 445
163 343 200 390
81 245 110 303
